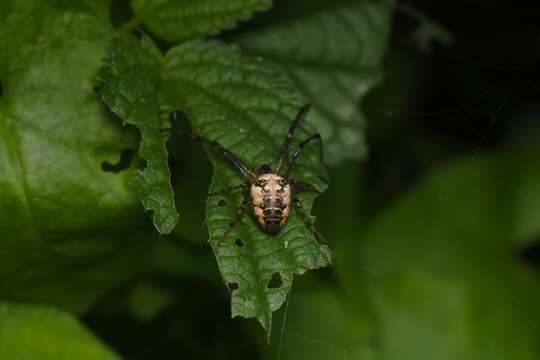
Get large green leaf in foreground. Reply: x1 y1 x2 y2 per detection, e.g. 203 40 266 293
99 36 331 332
98 36 178 234
131 0 272 42
0 1 152 311
234 0 394 164
0 302 120 359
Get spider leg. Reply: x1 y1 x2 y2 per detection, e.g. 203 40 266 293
289 177 321 195
284 133 323 175
162 128 255 181
276 104 311 174
293 197 329 246
208 183 248 196
219 197 247 244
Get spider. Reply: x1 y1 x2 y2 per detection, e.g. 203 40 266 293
168 104 324 243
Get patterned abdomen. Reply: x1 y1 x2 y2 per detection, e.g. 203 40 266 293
250 174 291 234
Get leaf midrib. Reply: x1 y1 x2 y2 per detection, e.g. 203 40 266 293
164 75 283 155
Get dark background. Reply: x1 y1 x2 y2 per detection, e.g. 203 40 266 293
366 0 540 214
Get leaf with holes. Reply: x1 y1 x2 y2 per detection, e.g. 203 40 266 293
98 35 178 234
161 40 332 333
130 0 272 42
0 302 120 359
0 1 153 311
233 0 394 164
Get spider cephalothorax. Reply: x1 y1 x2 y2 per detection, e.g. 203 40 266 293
169 104 323 242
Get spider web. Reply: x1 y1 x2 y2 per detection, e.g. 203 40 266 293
273 291 348 360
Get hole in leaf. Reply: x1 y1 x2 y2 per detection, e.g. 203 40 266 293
93 85 100 94
217 199 226 207
235 238 244 247
102 149 134 173
0 81 3 98
168 109 192 132
228 282 239 291
267 273 282 289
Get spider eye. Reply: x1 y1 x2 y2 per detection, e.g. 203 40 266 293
254 180 266 187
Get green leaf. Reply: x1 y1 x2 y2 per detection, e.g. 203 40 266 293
162 40 332 332
509 144 540 246
233 0 395 164
127 281 175 322
130 0 272 42
0 0 111 21
98 35 178 234
351 148 540 360
0 1 153 311
0 302 121 359
99 35 331 333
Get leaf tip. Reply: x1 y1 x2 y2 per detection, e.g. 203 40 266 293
154 212 179 235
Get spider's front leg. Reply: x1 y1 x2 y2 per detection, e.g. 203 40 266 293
284 133 323 175
276 104 311 174
219 196 247 244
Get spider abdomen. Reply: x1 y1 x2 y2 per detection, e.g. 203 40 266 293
250 174 291 234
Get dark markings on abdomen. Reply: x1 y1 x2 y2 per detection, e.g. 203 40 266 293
262 195 285 233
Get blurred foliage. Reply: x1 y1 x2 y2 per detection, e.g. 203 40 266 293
130 0 272 42
0 302 120 359
232 0 394 164
2 0 540 359
353 147 540 360
0 0 154 313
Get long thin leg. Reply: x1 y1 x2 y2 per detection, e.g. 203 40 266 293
275 104 311 174
293 197 329 246
162 128 255 181
208 183 248 196
289 177 321 195
219 197 247 244
284 133 323 175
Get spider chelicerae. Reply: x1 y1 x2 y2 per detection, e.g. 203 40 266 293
169 104 324 243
